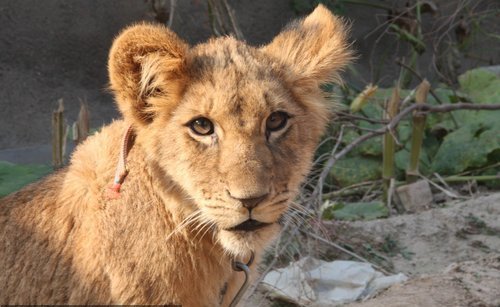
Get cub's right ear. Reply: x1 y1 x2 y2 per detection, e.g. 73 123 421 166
108 23 188 127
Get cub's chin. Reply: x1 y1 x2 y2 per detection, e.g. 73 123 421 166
217 223 281 259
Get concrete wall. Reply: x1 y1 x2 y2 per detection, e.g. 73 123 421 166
0 0 498 149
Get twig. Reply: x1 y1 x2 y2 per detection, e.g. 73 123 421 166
312 102 500 203
207 0 244 40
301 230 393 275
221 0 244 40
433 172 454 192
323 180 381 199
247 224 301 297
336 111 388 124
414 102 500 113
310 126 345 204
396 59 445 105
341 0 392 11
395 59 458 127
438 175 500 182
420 174 466 199
400 88 416 109
453 162 500 177
167 0 176 28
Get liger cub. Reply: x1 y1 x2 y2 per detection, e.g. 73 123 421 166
0 5 352 306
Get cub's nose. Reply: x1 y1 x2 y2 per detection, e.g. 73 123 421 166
228 191 269 211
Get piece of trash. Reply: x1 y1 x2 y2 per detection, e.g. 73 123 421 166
261 256 407 306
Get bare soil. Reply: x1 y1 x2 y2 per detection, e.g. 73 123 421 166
248 193 500 306
340 193 500 306
349 256 500 307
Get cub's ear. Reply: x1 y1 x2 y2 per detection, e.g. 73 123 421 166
262 5 353 92
108 23 188 126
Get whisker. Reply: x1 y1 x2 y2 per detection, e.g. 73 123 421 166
165 210 202 242
194 219 212 241
199 221 215 243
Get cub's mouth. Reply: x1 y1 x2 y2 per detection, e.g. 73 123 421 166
227 219 272 232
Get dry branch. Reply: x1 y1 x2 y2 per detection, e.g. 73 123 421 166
207 0 244 40
312 102 500 204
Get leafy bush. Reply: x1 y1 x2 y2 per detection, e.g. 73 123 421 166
325 68 500 191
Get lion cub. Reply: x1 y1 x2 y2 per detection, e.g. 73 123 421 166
0 5 351 306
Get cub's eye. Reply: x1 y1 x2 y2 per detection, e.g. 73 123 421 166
266 111 289 132
189 117 214 136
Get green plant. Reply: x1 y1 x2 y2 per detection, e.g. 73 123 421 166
0 161 52 197
323 67 500 210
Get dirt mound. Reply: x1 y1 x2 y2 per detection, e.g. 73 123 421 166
247 193 500 306
330 193 500 306
328 193 500 276
349 256 500 307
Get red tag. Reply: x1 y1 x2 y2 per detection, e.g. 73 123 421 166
106 183 122 199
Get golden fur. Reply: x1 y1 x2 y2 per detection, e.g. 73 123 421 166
0 5 351 306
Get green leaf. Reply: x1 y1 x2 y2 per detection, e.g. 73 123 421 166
329 156 381 186
395 149 431 175
322 201 388 221
432 122 500 174
397 120 412 144
458 68 500 104
0 161 52 197
357 122 383 156
360 102 383 119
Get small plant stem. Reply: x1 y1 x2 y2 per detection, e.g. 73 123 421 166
437 175 500 182
168 0 176 28
404 50 418 87
206 0 244 40
407 79 430 183
302 230 393 275
322 180 381 199
382 86 400 204
52 99 65 170
340 0 392 11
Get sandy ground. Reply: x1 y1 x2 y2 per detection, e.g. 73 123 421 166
248 193 500 306
341 193 500 307
349 256 500 307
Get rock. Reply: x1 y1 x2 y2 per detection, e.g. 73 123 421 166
396 180 433 212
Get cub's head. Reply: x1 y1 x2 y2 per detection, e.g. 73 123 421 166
108 5 352 257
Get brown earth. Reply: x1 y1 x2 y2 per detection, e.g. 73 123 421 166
341 193 500 307
349 256 500 307
247 193 500 306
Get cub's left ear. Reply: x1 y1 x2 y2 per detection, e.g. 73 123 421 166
262 5 353 91
108 23 189 126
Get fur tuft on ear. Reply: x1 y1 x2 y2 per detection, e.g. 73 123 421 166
108 23 189 126
262 5 353 91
